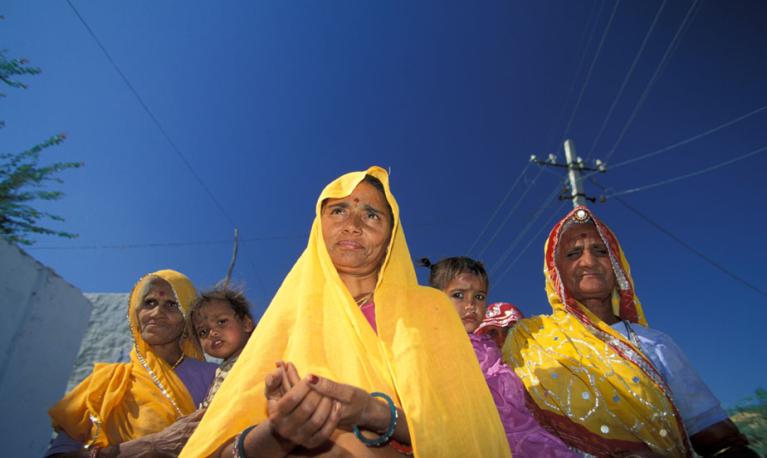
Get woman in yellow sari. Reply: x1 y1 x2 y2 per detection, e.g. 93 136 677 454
181 167 510 457
504 206 754 457
47 269 217 457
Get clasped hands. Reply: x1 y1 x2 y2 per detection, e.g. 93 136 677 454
264 361 385 450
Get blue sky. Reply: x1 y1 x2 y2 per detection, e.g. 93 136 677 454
4 1 766 406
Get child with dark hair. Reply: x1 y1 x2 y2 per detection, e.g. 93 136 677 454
423 256 577 458
190 285 255 408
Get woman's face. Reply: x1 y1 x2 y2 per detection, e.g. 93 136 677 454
136 280 186 347
321 181 392 277
556 223 616 307
443 272 488 333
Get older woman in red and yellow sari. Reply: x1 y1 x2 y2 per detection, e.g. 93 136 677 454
503 206 756 457
47 270 217 457
181 167 510 458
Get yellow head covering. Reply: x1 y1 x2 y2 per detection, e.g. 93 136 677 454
504 206 691 457
49 269 204 447
182 166 510 457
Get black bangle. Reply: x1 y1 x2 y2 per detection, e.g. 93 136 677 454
235 425 257 458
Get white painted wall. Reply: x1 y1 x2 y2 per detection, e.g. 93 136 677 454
0 239 92 457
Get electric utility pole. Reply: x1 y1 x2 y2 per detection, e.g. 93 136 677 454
530 139 606 208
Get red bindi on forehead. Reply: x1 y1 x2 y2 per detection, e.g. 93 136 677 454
157 290 166 296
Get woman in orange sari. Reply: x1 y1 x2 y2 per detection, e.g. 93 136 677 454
504 206 754 457
47 270 216 457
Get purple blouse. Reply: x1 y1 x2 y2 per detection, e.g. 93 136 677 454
45 357 216 456
470 333 579 458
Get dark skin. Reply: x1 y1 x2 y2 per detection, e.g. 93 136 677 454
214 181 407 457
556 223 756 457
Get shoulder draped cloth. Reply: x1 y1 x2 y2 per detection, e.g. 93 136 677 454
49 269 204 447
503 206 691 457
181 166 510 457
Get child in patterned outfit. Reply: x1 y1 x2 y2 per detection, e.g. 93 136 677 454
190 286 255 408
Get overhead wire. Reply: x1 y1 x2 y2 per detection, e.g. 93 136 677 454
601 0 701 164
467 162 531 255
603 145 767 198
26 234 307 251
488 177 567 275
580 102 767 181
470 2 607 261
494 200 568 285
586 0 669 160
559 0 622 143
475 166 547 259
64 0 267 295
541 0 606 154
589 178 767 299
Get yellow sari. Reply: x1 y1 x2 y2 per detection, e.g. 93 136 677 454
504 206 691 457
49 269 204 447
182 166 510 457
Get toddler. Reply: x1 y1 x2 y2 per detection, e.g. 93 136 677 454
190 285 255 408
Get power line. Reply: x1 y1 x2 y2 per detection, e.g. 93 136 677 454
488 179 566 274
603 145 767 198
542 0 606 154
467 162 531 256
602 0 700 164
590 178 767 298
586 0 668 159
559 0 622 143
494 200 568 284
65 1 235 228
580 102 767 181
65 1 268 295
26 234 307 251
475 167 547 259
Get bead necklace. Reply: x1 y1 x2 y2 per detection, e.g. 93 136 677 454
170 353 185 369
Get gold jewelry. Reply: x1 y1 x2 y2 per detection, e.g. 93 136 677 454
170 353 185 369
355 292 374 306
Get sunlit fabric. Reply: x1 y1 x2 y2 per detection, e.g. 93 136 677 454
49 270 205 447
503 206 691 457
182 166 510 457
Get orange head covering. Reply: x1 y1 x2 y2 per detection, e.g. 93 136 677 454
49 269 203 447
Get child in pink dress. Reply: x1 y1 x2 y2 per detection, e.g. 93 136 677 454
424 257 579 458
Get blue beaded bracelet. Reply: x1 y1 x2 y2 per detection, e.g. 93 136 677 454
353 391 398 447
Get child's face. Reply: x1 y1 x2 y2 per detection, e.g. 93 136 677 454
192 299 253 360
443 272 488 333
483 326 510 349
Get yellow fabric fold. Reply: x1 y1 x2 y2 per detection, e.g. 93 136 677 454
49 269 204 446
182 166 510 457
503 206 690 457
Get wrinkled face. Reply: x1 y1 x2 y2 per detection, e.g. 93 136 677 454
483 326 509 349
556 223 617 306
136 280 186 347
192 299 254 360
443 272 488 333
321 181 392 277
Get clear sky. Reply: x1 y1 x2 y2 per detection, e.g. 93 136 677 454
4 1 766 407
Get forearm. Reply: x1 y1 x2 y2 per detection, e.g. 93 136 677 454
362 399 410 445
690 419 758 457
216 421 295 458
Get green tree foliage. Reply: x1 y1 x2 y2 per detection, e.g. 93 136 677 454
1 43 82 246
729 388 767 456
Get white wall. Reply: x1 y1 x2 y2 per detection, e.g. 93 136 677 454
0 239 92 457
